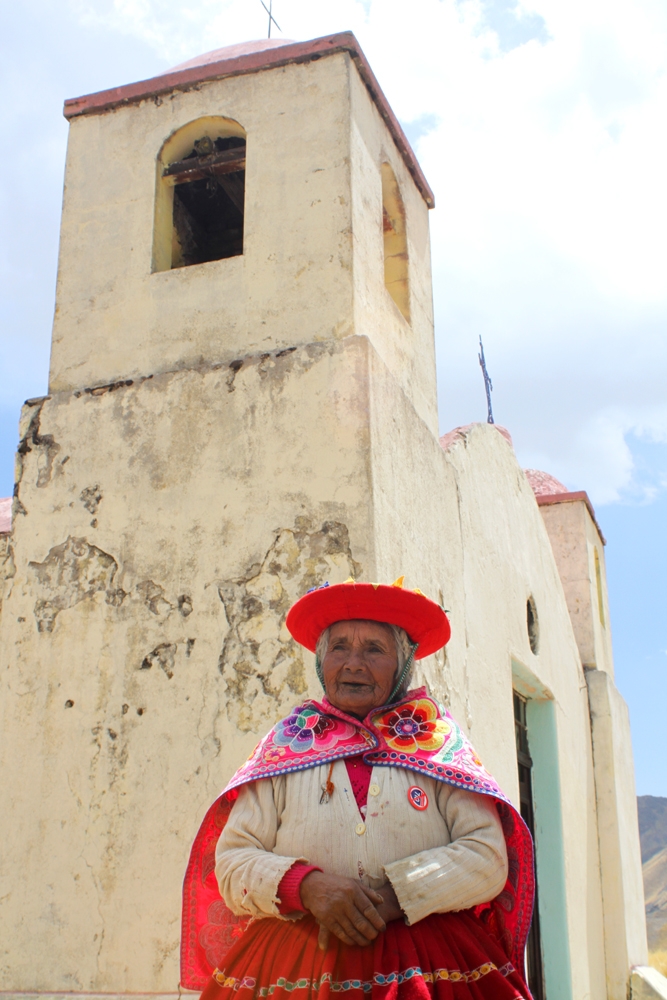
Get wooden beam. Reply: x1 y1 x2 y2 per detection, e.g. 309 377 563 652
164 147 246 186
216 174 245 213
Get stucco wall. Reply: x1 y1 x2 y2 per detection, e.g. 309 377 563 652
0 531 15 619
1 338 378 992
539 499 614 675
348 66 437 436
587 667 649 998
400 424 609 1000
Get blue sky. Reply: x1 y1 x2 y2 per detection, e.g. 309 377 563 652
1 0 666 794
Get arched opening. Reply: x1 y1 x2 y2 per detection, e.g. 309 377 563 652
380 162 410 322
594 548 606 627
153 117 246 272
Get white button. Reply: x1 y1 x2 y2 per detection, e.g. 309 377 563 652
355 822 366 836
369 784 380 797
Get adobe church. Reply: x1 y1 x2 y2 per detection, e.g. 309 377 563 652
0 32 661 1000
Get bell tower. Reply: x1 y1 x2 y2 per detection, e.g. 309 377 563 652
51 33 437 430
0 33 442 996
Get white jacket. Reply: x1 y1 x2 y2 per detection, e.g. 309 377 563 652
216 759 508 926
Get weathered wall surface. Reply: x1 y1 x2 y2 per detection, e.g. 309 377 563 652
4 342 652 1000
375 420 609 1000
349 65 437 435
1 343 614 999
4 343 636 1000
0 338 379 992
587 668 649 998
442 430 608 1000
0 530 15 620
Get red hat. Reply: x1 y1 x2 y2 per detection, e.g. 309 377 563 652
285 578 451 659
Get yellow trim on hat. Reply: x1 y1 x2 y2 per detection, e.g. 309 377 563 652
391 576 405 588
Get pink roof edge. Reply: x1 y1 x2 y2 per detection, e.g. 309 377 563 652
62 32 435 210
536 490 606 544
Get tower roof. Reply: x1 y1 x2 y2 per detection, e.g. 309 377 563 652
63 32 435 209
165 38 295 73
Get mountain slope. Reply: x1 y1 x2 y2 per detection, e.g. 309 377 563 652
638 795 667 963
644 844 667 949
638 796 667 864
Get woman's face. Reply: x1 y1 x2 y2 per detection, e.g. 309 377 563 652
321 619 398 718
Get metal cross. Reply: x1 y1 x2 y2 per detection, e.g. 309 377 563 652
260 0 281 38
478 336 495 424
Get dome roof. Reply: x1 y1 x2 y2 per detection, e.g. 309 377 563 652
166 38 295 74
524 469 567 496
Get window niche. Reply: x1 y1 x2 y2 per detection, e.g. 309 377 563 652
527 596 540 654
381 162 410 322
594 548 606 627
153 117 246 272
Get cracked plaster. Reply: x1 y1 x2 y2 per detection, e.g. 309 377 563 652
218 519 360 732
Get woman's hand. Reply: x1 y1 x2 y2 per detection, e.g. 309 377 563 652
300 871 387 949
374 883 402 925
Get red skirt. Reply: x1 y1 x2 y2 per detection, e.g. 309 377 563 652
200 911 530 1000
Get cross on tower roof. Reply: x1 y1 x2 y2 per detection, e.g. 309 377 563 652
478 336 494 424
260 0 281 38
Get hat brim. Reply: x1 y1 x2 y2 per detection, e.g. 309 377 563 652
285 582 451 659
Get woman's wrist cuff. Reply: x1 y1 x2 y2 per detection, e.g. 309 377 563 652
277 862 322 913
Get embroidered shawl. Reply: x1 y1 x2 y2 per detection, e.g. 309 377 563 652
181 688 534 990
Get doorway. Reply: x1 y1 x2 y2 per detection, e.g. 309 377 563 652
514 690 546 1000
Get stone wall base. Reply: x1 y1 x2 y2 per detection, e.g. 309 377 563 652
631 966 667 999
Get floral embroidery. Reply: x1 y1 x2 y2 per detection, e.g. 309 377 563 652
273 710 355 754
372 698 450 754
212 961 518 994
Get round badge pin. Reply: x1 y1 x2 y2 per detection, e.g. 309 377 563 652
408 786 429 811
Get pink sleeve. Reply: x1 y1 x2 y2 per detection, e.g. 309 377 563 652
277 862 322 914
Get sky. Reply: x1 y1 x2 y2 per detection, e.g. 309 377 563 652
1 0 666 794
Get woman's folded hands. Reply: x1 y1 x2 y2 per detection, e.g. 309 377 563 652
299 871 402 950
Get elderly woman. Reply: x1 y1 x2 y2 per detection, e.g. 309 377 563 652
181 581 534 1000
